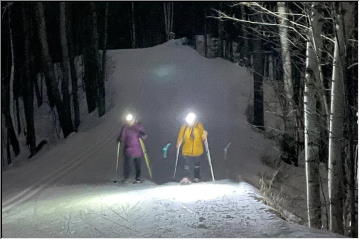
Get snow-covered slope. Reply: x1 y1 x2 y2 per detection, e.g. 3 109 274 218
2 41 338 237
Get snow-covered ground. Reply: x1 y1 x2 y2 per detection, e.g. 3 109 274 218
2 40 339 237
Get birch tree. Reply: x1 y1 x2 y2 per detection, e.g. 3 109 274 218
328 2 355 234
303 3 322 229
277 2 293 112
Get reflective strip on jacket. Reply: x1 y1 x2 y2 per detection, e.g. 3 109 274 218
177 122 206 157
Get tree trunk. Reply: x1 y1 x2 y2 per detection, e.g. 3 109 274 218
218 19 224 57
131 2 136 48
59 2 74 131
90 2 105 117
328 2 354 235
2 113 9 167
328 24 345 236
83 4 98 113
163 2 174 40
101 2 109 87
253 38 264 130
22 3 37 155
277 2 294 108
67 3 80 129
8 7 18 138
304 40 322 229
35 2 73 138
204 9 207 58
277 2 298 166
1 7 20 160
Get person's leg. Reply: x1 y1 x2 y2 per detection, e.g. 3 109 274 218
194 156 201 180
183 156 191 178
134 157 142 180
123 154 131 180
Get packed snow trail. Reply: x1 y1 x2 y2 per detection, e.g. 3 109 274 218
2 41 339 237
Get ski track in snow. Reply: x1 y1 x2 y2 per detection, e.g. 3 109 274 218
2 41 340 237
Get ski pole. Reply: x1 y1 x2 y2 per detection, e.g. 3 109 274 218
115 142 121 181
173 144 181 179
139 138 152 179
205 138 215 181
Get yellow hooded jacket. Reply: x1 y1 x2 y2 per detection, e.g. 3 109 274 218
177 122 207 157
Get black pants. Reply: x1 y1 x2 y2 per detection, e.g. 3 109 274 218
183 156 201 179
123 155 141 180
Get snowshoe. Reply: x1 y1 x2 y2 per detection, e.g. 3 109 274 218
180 177 192 185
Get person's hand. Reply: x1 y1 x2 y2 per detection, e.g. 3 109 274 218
142 134 148 140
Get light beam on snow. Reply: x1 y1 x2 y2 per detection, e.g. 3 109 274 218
96 182 248 205
153 65 175 78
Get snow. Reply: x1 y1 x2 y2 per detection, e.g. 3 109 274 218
3 180 340 237
2 41 340 237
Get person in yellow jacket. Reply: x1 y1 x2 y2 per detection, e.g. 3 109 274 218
176 112 208 184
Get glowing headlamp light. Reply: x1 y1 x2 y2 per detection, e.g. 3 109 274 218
185 112 196 125
126 114 134 122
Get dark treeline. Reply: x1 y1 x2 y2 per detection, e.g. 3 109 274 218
0 1 223 167
1 2 109 166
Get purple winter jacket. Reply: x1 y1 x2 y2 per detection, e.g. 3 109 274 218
118 123 146 158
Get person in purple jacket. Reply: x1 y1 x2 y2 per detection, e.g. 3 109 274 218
117 113 147 184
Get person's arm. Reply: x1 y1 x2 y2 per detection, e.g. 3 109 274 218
198 123 208 141
118 126 126 143
138 123 147 139
176 125 185 148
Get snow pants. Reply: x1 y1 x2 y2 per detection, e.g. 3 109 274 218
123 155 141 180
183 155 202 179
